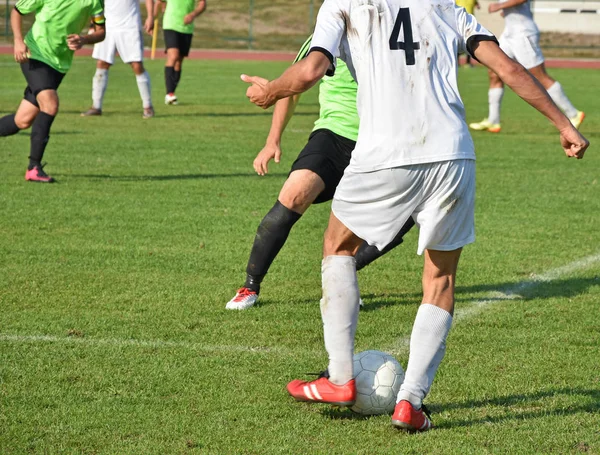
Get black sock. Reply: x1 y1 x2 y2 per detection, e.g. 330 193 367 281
174 69 181 91
165 66 177 94
244 201 302 293
355 217 415 271
28 111 55 169
0 114 20 137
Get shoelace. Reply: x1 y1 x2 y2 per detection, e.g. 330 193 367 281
305 369 330 379
234 287 256 300
36 162 50 177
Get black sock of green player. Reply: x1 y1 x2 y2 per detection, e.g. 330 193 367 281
244 201 302 293
355 217 415 271
174 69 181 90
0 114 20 137
28 111 55 169
165 66 177 94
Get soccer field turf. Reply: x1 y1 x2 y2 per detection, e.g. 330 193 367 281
1 56 599 454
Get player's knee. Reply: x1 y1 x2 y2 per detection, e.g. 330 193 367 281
131 62 144 74
36 92 59 116
278 191 312 213
15 113 35 129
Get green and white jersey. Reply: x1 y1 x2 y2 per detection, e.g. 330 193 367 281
294 35 359 142
15 0 105 74
162 0 195 34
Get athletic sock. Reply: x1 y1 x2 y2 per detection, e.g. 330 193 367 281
174 69 181 91
355 218 415 271
0 114 20 137
397 304 453 409
321 255 360 385
136 71 153 109
547 81 578 119
28 111 56 168
488 87 504 125
244 200 302 293
92 68 108 110
165 66 177 94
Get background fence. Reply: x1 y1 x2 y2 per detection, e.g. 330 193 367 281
1 0 598 56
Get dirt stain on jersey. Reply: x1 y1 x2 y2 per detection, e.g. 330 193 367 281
340 11 358 36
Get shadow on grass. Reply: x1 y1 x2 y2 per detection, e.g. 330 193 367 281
60 172 289 181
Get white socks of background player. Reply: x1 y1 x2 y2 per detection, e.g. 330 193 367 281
397 304 453 409
547 82 578 119
488 87 504 125
321 255 360 385
136 71 153 109
92 68 109 110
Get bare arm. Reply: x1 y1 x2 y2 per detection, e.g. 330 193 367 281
253 94 302 175
66 23 105 50
489 0 527 13
144 0 155 34
11 8 28 63
474 40 588 158
243 51 331 109
154 0 165 21
184 0 206 25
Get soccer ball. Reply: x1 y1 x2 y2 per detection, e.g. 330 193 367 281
351 350 405 416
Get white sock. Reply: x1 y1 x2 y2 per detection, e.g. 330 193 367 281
547 82 578 119
397 303 453 409
321 255 360 385
136 71 153 109
92 68 109 110
488 87 504 125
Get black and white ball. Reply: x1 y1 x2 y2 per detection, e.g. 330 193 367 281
351 350 405 415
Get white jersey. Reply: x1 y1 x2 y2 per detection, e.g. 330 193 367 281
104 0 143 31
501 0 539 37
311 0 496 172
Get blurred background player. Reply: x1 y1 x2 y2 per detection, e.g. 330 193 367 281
0 0 105 183
81 0 156 119
226 36 415 310
470 0 585 133
455 0 479 67
155 0 207 105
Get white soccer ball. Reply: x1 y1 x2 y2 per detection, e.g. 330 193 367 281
351 350 405 416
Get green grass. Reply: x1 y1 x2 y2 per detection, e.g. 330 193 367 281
1 56 599 454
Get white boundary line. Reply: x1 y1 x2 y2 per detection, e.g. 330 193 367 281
387 252 600 355
1 253 599 357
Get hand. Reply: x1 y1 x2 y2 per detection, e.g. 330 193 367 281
183 13 195 25
241 74 276 109
559 125 589 159
488 3 500 13
66 34 85 50
253 142 282 175
144 16 154 34
14 39 29 63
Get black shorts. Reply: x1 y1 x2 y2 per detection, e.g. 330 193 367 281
290 129 356 204
21 59 65 108
164 29 193 57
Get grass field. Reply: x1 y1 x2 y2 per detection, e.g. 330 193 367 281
0 55 599 454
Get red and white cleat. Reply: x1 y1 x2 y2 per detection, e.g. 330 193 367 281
391 400 433 432
25 164 55 183
287 376 356 406
225 287 258 310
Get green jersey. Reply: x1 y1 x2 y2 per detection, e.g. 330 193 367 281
15 0 105 74
294 36 359 142
162 0 195 34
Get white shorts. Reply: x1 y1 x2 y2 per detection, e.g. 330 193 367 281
499 32 544 70
92 28 144 65
332 160 476 255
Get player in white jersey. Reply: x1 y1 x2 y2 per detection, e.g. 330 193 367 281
470 0 585 133
81 0 155 119
242 0 588 432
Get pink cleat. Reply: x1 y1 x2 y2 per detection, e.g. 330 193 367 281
25 164 55 183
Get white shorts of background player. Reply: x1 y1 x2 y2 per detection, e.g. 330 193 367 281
499 32 544 70
93 28 144 64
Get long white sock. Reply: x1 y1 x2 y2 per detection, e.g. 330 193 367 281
321 255 360 385
136 71 153 109
92 68 109 110
547 81 578 119
488 87 504 125
397 303 453 409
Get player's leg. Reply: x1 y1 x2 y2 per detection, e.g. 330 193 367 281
0 98 38 137
170 33 191 100
286 212 362 405
164 47 180 104
130 61 154 118
226 170 325 310
528 63 584 129
469 68 503 133
355 217 415 271
26 88 59 182
83 59 111 117
117 28 153 118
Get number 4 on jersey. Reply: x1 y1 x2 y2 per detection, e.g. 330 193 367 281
389 8 420 65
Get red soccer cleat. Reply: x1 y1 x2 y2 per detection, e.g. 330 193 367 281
391 400 433 432
25 164 55 183
287 376 356 406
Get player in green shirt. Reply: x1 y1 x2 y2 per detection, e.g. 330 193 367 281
155 0 206 105
226 36 415 309
0 0 106 183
